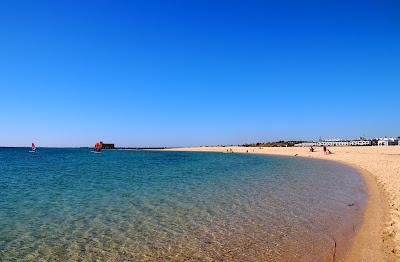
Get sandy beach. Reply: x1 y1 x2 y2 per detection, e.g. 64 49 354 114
166 146 400 261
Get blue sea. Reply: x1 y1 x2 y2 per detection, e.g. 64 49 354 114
0 148 366 261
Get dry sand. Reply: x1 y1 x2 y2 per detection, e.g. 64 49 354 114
166 146 400 261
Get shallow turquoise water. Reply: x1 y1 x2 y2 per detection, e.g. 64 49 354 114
0 148 366 261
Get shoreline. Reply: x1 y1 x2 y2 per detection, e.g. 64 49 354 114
165 146 399 261
344 165 392 261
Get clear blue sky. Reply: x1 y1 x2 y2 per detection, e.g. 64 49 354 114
1 0 399 147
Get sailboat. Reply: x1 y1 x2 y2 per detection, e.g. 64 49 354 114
29 143 36 153
92 142 102 153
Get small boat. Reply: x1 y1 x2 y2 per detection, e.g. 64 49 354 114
29 143 36 153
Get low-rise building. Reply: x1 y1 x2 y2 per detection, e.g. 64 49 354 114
317 140 351 147
100 142 115 149
294 142 317 147
294 138 396 147
377 137 399 146
350 140 371 146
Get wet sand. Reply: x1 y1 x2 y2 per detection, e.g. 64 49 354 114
166 146 400 261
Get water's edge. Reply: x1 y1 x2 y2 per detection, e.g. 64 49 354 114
166 149 378 261
338 164 390 261
264 155 390 262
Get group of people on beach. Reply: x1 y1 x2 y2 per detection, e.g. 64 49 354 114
309 146 331 155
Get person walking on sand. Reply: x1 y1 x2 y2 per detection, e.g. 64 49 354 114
323 146 327 155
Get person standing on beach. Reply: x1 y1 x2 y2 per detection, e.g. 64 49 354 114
323 146 327 155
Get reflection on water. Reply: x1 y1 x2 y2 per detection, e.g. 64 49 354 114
0 149 366 261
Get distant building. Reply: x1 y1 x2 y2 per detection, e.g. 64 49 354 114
294 137 398 147
350 140 371 146
294 142 317 147
377 137 399 146
317 140 351 147
295 140 352 147
100 142 115 149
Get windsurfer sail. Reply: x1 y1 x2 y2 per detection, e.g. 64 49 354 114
94 142 102 152
30 143 36 153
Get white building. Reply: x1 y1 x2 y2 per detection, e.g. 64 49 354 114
350 140 371 146
294 142 317 147
317 140 351 147
377 137 399 146
296 139 357 147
